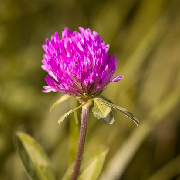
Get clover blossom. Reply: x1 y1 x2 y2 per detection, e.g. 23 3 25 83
42 27 123 102
41 27 139 180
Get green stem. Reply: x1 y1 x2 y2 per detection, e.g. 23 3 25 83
71 104 89 180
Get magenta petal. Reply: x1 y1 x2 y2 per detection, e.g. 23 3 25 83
111 76 124 82
42 86 58 93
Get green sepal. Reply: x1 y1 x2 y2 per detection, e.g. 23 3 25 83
50 95 70 112
92 99 115 125
15 132 55 180
62 146 109 180
58 101 92 124
95 97 139 126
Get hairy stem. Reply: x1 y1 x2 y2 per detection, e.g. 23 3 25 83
71 104 89 180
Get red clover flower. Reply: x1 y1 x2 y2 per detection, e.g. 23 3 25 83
42 27 139 180
42 27 123 103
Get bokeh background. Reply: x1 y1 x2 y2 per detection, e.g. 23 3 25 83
0 0 180 179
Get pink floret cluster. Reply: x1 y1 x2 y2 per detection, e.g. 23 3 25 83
42 27 123 99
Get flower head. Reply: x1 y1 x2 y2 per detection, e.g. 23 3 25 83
42 27 123 102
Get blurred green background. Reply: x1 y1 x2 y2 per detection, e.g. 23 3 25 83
0 0 180 179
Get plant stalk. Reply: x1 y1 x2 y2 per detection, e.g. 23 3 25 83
71 104 89 180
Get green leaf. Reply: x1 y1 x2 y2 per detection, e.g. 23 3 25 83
95 97 139 126
58 101 91 124
15 132 55 180
92 99 115 125
50 95 70 112
62 146 109 180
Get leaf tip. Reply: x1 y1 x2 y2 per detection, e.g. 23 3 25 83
135 121 139 126
58 118 63 124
